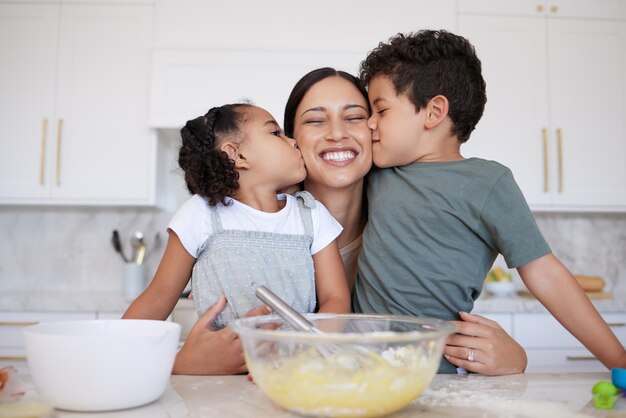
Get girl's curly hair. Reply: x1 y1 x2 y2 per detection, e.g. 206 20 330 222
178 104 251 206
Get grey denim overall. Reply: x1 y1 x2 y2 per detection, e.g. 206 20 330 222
191 192 317 329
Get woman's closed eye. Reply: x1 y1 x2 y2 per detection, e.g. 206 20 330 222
345 115 367 123
303 118 326 125
271 129 283 137
377 109 387 115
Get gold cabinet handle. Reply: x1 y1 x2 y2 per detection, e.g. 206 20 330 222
56 118 63 186
556 128 563 193
40 118 48 185
542 128 549 192
550 4 558 13
608 323 626 327
0 356 27 361
566 356 597 361
536 4 544 13
0 321 39 326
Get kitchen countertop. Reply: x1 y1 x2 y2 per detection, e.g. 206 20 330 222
8 371 626 418
2 290 626 314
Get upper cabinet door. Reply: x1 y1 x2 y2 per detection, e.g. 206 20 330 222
0 4 59 199
547 18 626 208
458 15 551 206
52 4 154 202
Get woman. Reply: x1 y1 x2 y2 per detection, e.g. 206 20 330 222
173 68 527 376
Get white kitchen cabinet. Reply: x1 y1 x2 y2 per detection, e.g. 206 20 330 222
149 0 456 128
0 311 96 359
515 312 626 373
0 2 155 205
458 0 626 211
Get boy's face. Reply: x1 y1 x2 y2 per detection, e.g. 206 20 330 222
367 75 426 168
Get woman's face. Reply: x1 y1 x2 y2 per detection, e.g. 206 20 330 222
293 76 372 190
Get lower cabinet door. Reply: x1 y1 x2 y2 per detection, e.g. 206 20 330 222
525 348 607 373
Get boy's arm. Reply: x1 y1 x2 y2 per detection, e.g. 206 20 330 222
519 253 626 369
313 240 351 314
123 230 195 320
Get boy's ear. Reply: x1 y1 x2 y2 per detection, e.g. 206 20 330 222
220 141 249 169
424 95 449 129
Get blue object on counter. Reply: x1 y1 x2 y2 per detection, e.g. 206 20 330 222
593 381 619 409
612 368 626 391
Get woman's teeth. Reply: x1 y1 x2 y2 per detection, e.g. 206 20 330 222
321 151 356 162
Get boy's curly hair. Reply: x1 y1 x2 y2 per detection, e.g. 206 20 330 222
178 104 251 206
360 29 486 143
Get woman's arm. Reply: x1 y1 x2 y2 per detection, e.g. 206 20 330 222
123 230 194 320
519 253 626 369
444 312 527 375
312 240 351 314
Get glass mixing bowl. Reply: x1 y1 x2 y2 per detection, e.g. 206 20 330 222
230 313 455 418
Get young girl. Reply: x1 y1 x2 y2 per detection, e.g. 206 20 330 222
123 103 350 329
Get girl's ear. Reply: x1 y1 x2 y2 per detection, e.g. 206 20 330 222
220 141 249 169
424 95 449 129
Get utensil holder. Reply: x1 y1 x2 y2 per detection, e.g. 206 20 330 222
123 263 146 301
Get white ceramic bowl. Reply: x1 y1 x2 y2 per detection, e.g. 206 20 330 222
23 319 180 411
484 281 516 297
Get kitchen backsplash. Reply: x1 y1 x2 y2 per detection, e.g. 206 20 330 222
0 208 625 293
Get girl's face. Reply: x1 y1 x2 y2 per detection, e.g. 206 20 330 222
293 76 372 190
240 106 306 190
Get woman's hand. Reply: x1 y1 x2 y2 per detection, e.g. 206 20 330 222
444 311 527 376
172 296 270 375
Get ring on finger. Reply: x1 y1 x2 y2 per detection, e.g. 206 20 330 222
468 348 475 362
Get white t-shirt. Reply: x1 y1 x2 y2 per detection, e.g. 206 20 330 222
168 193 343 258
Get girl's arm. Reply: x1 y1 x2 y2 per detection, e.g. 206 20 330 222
123 230 195 320
312 240 351 314
519 253 626 369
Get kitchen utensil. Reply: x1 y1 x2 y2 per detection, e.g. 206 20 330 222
111 230 128 263
255 285 388 365
23 320 180 412
135 242 147 265
130 231 144 263
230 312 454 418
254 285 333 356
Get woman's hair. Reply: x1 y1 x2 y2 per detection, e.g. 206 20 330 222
359 30 486 143
178 103 252 206
283 67 369 138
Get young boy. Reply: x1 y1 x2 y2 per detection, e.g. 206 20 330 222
352 30 626 374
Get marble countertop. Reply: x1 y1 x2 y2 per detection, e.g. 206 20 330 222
8 372 625 418
2 290 626 314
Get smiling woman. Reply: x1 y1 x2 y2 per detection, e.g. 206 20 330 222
285 68 372 290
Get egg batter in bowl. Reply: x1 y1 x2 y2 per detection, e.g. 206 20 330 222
231 314 454 418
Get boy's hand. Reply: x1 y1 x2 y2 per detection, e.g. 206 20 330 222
172 296 270 375
444 311 527 376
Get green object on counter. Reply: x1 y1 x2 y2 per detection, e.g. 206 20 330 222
592 381 618 409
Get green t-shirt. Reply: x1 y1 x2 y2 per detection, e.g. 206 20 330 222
352 158 551 373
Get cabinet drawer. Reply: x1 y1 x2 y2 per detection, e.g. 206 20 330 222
526 348 607 373
0 312 96 352
515 313 626 348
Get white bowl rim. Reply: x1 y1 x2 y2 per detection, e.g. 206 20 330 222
229 313 455 343
23 319 180 339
